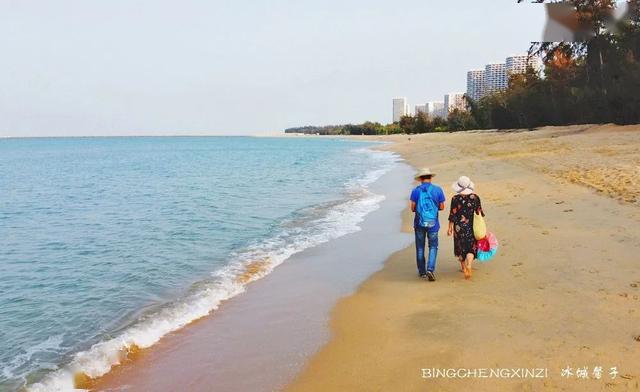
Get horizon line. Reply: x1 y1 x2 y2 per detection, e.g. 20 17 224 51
0 132 286 139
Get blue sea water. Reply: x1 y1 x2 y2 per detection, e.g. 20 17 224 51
0 136 398 391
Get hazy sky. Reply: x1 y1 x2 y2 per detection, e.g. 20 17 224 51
0 1 546 136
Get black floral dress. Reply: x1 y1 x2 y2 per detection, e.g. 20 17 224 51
449 194 484 260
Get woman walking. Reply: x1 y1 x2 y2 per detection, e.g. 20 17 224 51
447 176 484 280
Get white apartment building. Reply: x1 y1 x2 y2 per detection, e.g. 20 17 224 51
392 97 409 123
466 69 486 102
484 63 508 94
415 104 427 115
426 101 445 118
506 54 541 76
444 93 466 114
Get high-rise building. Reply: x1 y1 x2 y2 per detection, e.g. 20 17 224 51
466 69 486 102
426 101 445 118
393 97 408 123
444 93 466 113
506 54 540 76
484 63 507 95
415 104 427 115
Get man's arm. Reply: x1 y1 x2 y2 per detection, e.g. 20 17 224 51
410 189 418 212
438 188 446 211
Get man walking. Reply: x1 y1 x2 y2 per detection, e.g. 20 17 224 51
410 168 446 281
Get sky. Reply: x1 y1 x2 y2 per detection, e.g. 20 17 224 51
0 0 546 137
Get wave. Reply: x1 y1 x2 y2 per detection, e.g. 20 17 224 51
1 335 64 384
26 147 399 392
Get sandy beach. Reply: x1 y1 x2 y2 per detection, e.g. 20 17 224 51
288 124 640 391
80 125 640 391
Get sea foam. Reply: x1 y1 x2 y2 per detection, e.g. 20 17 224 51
27 147 399 392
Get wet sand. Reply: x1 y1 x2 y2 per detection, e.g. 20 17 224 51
288 124 640 391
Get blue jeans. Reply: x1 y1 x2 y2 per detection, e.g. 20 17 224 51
415 227 438 275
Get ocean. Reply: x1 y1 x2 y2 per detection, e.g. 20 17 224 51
0 136 399 391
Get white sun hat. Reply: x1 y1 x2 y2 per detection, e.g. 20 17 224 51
414 168 436 180
452 176 475 195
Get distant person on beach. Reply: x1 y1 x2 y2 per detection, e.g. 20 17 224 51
410 168 446 282
447 176 484 280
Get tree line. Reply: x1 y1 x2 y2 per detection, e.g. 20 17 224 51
470 0 640 130
283 111 478 135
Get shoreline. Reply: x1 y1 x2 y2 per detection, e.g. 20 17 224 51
21 140 402 391
77 150 415 391
287 124 640 391
23 124 640 391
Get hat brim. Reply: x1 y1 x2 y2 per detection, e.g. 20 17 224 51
415 173 436 180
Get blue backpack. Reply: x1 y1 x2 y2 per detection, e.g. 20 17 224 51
416 184 438 228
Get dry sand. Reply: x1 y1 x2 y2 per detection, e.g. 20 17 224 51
287 124 640 391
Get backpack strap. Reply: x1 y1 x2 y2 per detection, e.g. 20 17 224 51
419 183 433 199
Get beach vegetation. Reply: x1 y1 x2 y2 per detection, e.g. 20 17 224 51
474 0 640 129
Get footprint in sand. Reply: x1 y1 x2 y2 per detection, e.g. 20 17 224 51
631 283 639 288
512 262 523 267
541 230 550 235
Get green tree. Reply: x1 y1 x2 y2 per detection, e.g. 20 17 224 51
447 109 478 131
413 112 432 133
431 116 448 132
399 115 416 134
383 123 403 134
